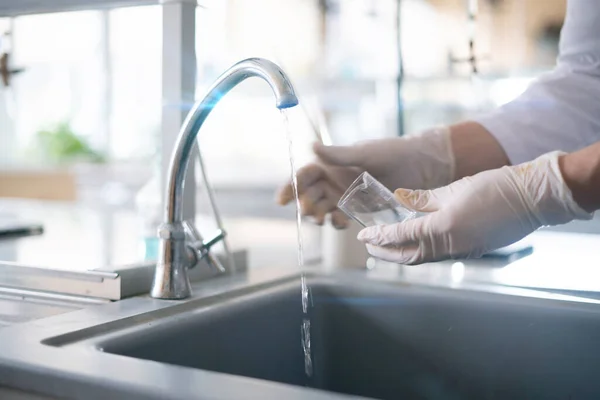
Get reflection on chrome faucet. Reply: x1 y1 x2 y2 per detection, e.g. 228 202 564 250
151 58 299 300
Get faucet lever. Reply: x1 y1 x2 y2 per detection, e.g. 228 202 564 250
182 220 226 273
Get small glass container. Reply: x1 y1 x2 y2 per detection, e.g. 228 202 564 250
337 172 415 227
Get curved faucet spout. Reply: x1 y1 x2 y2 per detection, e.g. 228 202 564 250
152 58 299 299
166 58 298 224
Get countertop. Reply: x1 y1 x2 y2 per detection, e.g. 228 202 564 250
3 195 600 271
375 230 600 297
0 197 321 271
0 287 108 328
2 197 600 328
0 196 322 327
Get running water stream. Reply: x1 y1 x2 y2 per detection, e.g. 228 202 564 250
281 110 313 379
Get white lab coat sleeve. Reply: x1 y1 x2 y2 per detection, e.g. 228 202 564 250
474 0 600 165
474 66 600 165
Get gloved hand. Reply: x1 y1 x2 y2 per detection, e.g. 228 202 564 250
276 127 455 228
357 151 593 264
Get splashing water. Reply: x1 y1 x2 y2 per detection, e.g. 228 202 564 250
301 318 312 376
281 110 313 378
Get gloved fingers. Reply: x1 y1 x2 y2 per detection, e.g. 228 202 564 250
394 177 473 212
427 176 474 200
331 209 350 229
311 196 338 225
276 164 324 205
299 180 328 216
394 189 441 212
313 142 364 167
357 214 433 247
365 243 421 265
307 208 349 229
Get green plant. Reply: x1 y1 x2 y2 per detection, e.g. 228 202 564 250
33 121 106 164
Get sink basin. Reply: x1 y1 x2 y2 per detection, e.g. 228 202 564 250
85 276 600 400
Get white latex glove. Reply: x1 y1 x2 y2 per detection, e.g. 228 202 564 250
357 151 593 264
277 127 455 228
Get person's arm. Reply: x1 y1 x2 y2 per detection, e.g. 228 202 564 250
448 68 600 180
462 1 600 169
559 141 600 212
419 0 600 183
448 121 511 179
472 67 600 167
356 146 595 265
438 61 600 181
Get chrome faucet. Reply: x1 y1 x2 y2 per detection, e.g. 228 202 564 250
151 58 299 300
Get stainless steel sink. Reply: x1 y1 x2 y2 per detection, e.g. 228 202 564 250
64 274 600 400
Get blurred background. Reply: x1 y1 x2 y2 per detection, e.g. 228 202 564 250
0 0 566 192
0 0 573 270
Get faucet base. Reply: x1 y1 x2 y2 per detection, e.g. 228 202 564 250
150 262 192 299
151 223 192 299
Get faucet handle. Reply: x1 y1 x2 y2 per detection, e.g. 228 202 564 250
182 220 226 273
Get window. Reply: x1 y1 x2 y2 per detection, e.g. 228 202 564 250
7 7 162 165
193 0 322 186
10 11 105 163
0 1 567 185
399 0 566 134
3 3 322 187
0 17 14 165
108 5 161 161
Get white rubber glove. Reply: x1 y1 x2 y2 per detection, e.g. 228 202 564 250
277 126 455 228
358 151 593 264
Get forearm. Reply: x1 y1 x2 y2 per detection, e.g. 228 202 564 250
450 67 600 181
559 141 600 213
449 121 511 180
